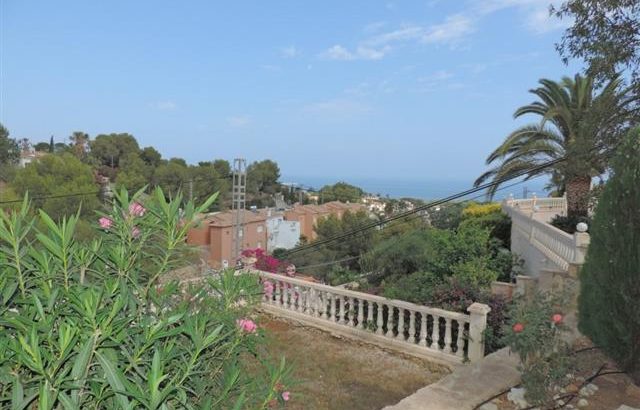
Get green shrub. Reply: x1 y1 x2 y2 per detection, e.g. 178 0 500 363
381 271 441 302
0 188 291 409
578 128 640 383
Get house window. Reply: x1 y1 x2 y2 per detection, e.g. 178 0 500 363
257 241 262 249
257 225 264 233
238 228 243 238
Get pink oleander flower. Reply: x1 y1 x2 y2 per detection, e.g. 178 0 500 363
236 318 257 333
99 217 113 229
132 226 141 238
552 313 563 324
281 391 290 401
129 202 146 217
512 323 524 333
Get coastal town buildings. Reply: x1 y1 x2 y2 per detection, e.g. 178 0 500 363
187 201 365 267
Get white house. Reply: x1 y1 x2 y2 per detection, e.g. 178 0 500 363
266 213 300 252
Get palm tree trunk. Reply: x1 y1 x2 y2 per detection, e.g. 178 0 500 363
565 175 591 218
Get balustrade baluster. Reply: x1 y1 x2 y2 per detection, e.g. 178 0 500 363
296 287 304 313
420 313 428 347
330 293 337 321
408 310 416 343
376 304 384 335
282 284 288 307
396 308 405 340
339 297 346 324
443 318 452 353
430 315 438 349
385 307 394 338
357 299 364 329
274 281 281 306
306 288 313 315
366 301 374 331
348 297 355 326
318 291 325 318
451 320 460 355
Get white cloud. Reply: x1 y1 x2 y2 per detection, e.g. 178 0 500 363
281 45 299 58
321 0 564 63
323 14 474 62
525 7 570 34
150 100 177 111
320 45 388 61
227 116 251 127
421 14 474 44
472 0 567 34
363 21 387 34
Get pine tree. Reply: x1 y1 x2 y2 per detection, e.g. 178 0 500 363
578 127 640 383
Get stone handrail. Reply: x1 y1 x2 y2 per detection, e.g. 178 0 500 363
257 270 491 364
505 196 567 214
503 199 589 272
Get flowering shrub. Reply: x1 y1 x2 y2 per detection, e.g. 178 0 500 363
242 248 286 273
0 188 292 409
461 202 502 217
502 291 573 406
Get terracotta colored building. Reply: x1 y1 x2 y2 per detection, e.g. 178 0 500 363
187 209 269 268
188 201 366 268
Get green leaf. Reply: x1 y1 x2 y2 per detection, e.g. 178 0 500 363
11 376 23 410
95 351 131 410
70 334 97 404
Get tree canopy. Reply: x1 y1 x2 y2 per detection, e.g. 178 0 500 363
12 153 100 219
554 0 640 84
319 182 364 203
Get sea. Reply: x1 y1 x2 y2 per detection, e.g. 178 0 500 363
281 175 551 201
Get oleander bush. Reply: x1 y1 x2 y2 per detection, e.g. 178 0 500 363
0 187 292 409
503 291 573 406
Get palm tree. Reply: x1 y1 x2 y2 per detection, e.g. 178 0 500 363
475 74 638 217
69 131 89 159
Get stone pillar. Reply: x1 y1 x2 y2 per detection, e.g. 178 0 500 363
515 275 537 299
467 303 491 363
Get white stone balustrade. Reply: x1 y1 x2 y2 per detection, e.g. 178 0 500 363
257 270 491 365
503 197 590 275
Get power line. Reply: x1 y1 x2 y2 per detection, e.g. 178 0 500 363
0 174 230 205
282 156 569 258
288 176 538 272
284 140 619 259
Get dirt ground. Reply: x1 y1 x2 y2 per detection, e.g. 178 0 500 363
488 341 640 410
258 315 450 410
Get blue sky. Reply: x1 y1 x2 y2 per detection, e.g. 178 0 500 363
1 0 581 185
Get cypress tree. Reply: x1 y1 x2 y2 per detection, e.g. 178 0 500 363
578 128 640 383
49 136 54 153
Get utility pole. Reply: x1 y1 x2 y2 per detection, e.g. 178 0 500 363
232 158 247 264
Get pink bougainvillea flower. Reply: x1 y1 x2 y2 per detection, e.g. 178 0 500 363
132 227 141 238
281 391 290 401
99 217 113 229
512 323 524 333
552 313 563 324
236 318 257 333
129 202 146 217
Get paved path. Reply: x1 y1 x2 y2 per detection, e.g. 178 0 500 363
383 348 520 410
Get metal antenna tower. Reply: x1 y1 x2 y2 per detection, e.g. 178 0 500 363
232 158 247 263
